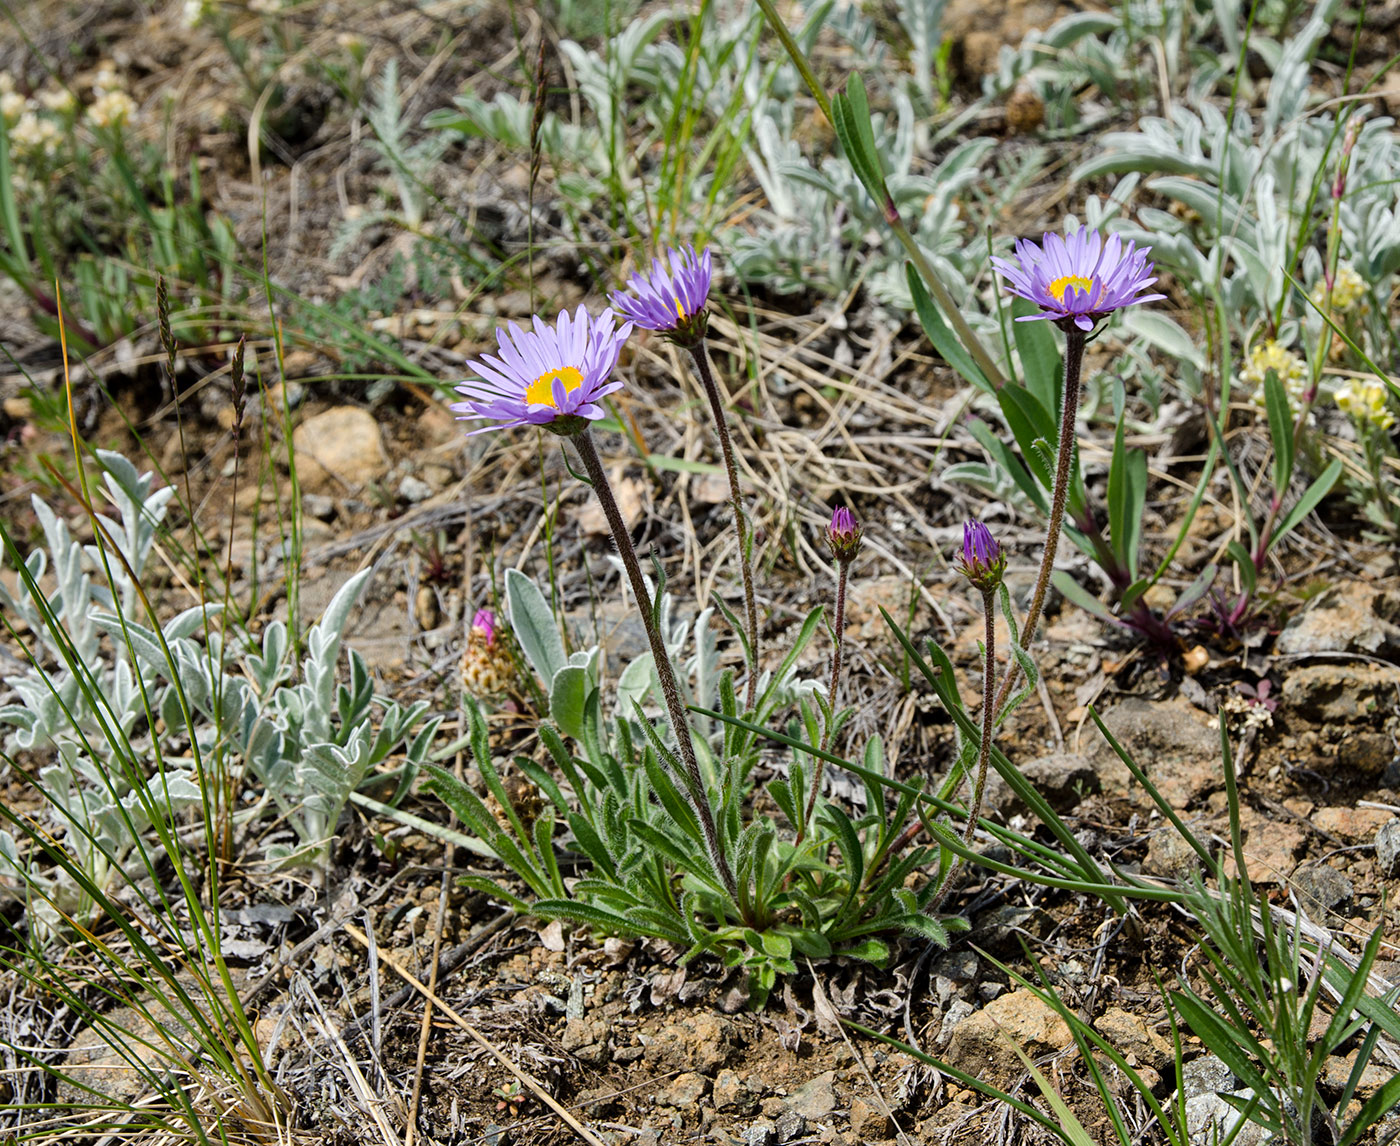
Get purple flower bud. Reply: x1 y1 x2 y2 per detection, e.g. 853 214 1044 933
472 608 497 646
826 506 863 562
957 520 1005 590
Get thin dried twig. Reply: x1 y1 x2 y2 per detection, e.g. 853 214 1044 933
808 960 915 1146
343 923 610 1146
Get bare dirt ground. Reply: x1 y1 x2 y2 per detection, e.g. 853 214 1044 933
1 2 1399 1144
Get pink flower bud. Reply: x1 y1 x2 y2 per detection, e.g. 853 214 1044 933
826 506 863 563
471 608 496 646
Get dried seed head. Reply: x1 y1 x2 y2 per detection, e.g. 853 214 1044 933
156 276 176 379
230 335 247 434
460 607 517 699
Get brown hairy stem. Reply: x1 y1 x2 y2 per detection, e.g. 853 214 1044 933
573 428 738 901
992 324 1086 716
689 343 760 710
796 555 850 846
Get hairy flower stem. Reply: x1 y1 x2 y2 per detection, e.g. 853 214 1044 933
573 429 739 901
925 587 999 912
992 325 1086 717
965 587 998 845
689 343 760 710
797 555 850 847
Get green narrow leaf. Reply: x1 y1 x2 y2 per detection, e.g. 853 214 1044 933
1226 540 1257 597
757 605 824 710
1107 415 1147 578
997 384 1058 490
964 417 1049 514
1272 457 1343 543
837 938 889 964
1168 990 1270 1098
1051 571 1118 624
908 264 994 393
1263 368 1294 492
548 665 590 742
831 77 886 203
1010 298 1061 415
1001 1037 1096 1146
822 804 864 908
1337 1074 1400 1146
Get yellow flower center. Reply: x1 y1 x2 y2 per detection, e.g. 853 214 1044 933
525 366 584 407
1048 274 1094 303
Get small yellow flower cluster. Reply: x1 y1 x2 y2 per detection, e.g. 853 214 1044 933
1 74 75 160
86 60 136 130
37 88 76 115
0 88 25 125
1311 264 1369 315
92 63 120 93
1335 378 1396 431
182 0 215 28
1241 340 1309 414
9 113 59 156
88 89 136 129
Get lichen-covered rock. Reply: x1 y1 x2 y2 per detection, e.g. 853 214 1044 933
643 1013 737 1073
1275 582 1400 657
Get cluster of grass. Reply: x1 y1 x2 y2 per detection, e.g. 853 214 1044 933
0 0 1397 1142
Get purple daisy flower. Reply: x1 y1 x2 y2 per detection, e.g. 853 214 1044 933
990 226 1165 332
452 306 632 436
609 245 712 346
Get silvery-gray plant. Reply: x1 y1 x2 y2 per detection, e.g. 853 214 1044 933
0 455 438 929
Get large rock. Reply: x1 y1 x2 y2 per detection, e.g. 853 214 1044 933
1290 863 1353 917
1275 582 1400 656
1087 698 1221 809
1144 827 1203 880
1323 1050 1393 1099
1313 806 1393 840
1376 819 1400 874
783 1070 835 1119
59 974 214 1104
1280 663 1399 725
643 1014 737 1073
1185 1093 1273 1146
1180 1054 1237 1098
656 1072 709 1109
1222 808 1305 885
1096 1007 1172 1071
982 752 1100 816
943 989 1072 1085
942 0 1106 79
291 406 389 491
